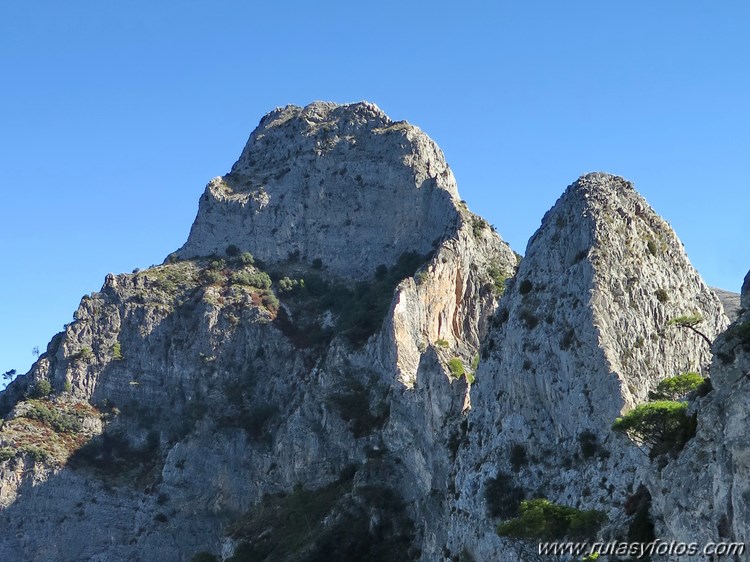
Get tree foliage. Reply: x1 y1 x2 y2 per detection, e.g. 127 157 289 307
612 401 696 458
667 313 712 346
648 372 704 401
497 498 606 541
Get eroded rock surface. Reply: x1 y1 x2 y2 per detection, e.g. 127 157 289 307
0 105 742 562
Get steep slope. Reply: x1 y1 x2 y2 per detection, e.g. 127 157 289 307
652 272 750 560
176 101 461 280
712 287 742 320
0 102 517 562
446 173 728 561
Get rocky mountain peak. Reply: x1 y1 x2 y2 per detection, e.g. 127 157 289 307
473 172 726 438
176 101 462 279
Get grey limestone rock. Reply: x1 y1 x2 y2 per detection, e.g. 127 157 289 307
0 104 742 562
176 101 463 280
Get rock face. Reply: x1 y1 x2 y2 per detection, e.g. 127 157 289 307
176 102 462 280
0 104 743 562
442 173 728 561
713 287 742 320
0 102 518 562
652 271 750 560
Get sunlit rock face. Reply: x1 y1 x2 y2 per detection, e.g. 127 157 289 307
0 103 740 562
177 101 464 280
445 173 728 561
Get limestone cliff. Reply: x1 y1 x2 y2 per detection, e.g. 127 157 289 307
176 102 462 280
651 275 750 560
0 104 743 562
445 173 728 561
0 102 517 562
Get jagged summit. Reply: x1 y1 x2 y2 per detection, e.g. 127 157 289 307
176 101 463 279
490 171 726 430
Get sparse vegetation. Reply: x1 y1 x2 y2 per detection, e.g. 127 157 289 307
327 375 389 438
435 338 450 348
22 400 83 433
239 252 255 265
29 379 52 398
112 342 123 361
231 270 272 289
448 358 465 379
578 430 598 459
275 251 430 348
497 498 606 541
227 471 416 562
654 288 669 303
519 309 539 329
666 313 713 347
487 262 508 295
471 216 488 237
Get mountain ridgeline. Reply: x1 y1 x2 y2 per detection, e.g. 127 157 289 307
0 102 745 562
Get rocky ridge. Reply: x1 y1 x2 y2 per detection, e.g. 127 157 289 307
0 102 744 562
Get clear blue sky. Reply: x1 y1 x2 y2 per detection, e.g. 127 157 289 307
1 1 748 381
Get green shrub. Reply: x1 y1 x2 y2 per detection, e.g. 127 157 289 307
646 239 658 256
112 342 123 361
648 372 704 401
261 291 279 311
63 381 72 393
448 358 465 379
485 471 525 519
278 277 305 293
497 498 606 541
20 445 50 463
0 447 15 463
435 339 450 348
239 252 255 265
612 401 696 458
209 259 226 271
471 217 488 237
487 263 508 295
654 288 669 303
29 379 52 398
203 269 224 285
231 270 272 289
69 430 160 478
71 347 93 363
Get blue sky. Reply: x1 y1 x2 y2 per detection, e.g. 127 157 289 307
1 1 748 381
